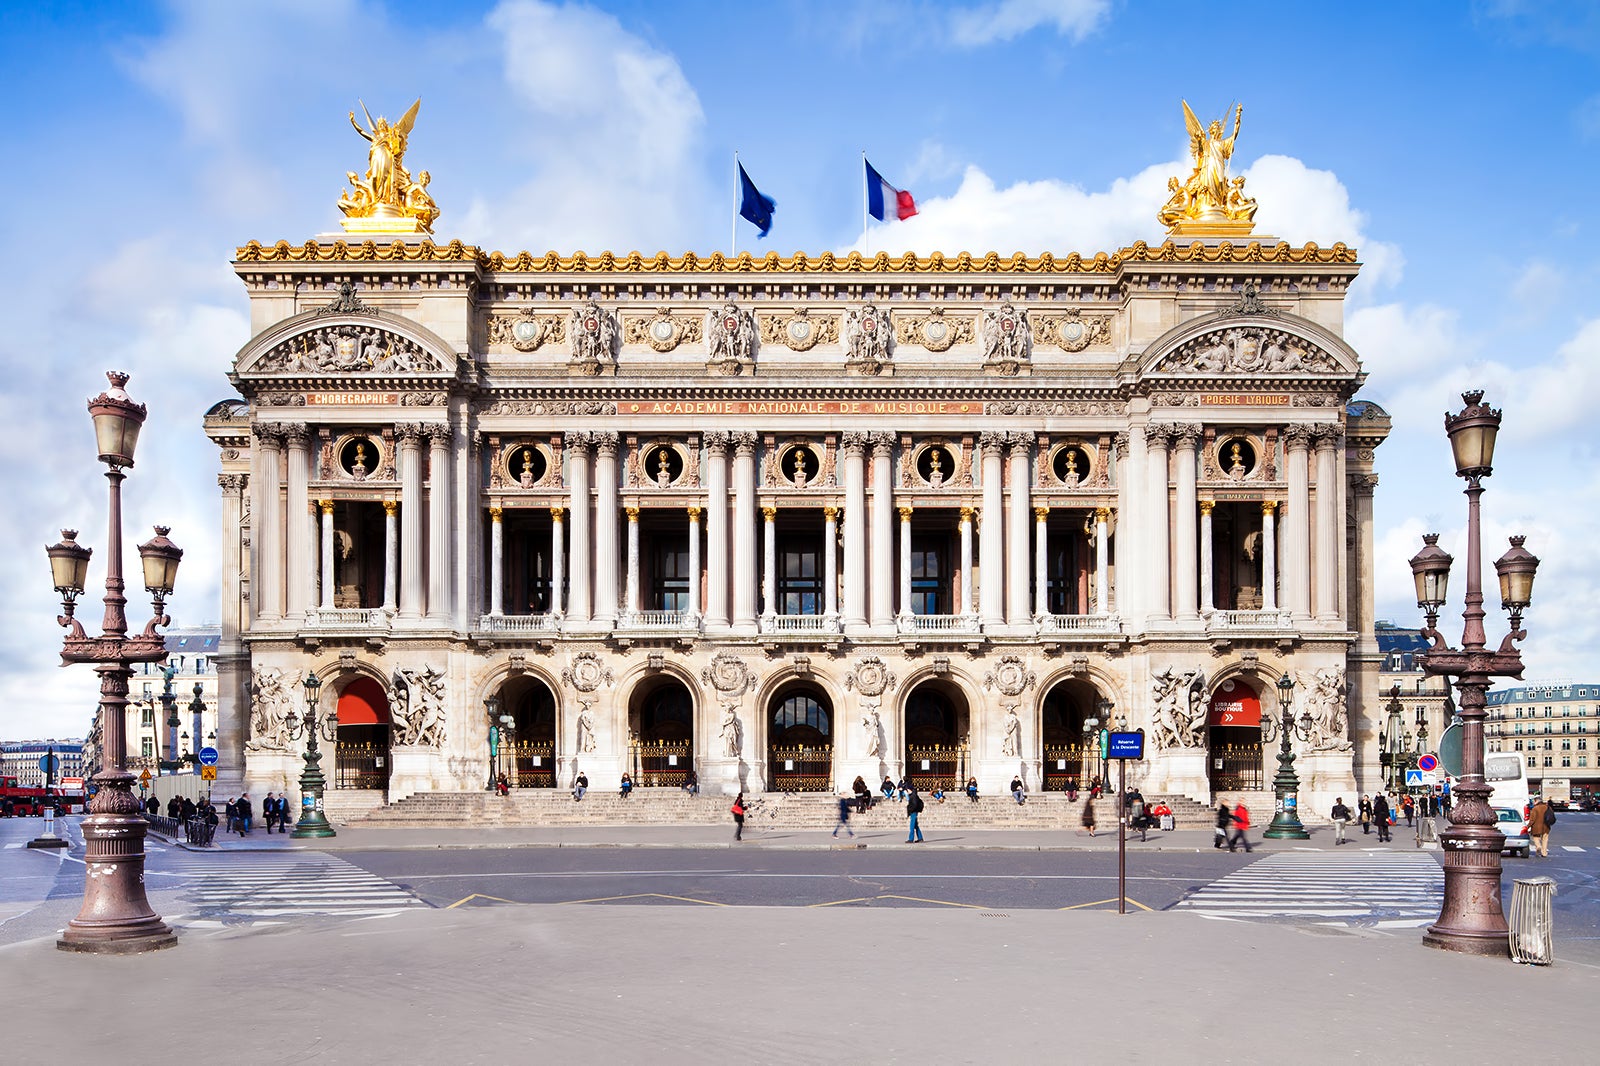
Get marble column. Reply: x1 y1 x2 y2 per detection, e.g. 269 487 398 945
686 507 701 619
382 501 397 612
761 505 777 620
565 433 592 623
1284 425 1313 619
897 505 913 620
319 500 335 609
549 507 565 616
1313 425 1343 620
218 474 247 634
979 431 1006 626
1117 432 1141 622
1094 506 1111 614
284 425 311 618
823 505 839 620
841 433 868 630
1173 424 1201 621
959 506 974 617
396 424 423 620
426 425 452 621
489 506 504 615
1006 434 1032 625
593 432 620 626
1143 425 1172 621
1199 500 1215 614
869 432 895 628
732 432 759 632
1261 501 1279 612
704 433 730 628
1033 506 1050 618
624 505 640 618
251 424 284 621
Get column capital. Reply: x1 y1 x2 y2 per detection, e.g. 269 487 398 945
550 505 566 520
686 505 702 521
424 423 454 446
395 422 425 444
1033 506 1049 520
1094 506 1111 521
489 506 504 521
563 430 592 455
625 505 640 521
1141 423 1174 448
978 430 1008 456
1261 499 1279 515
1112 433 1129 460
869 431 896 456
1312 423 1345 448
1283 423 1316 449
823 505 838 521
1006 431 1035 456
383 500 398 517
1172 423 1203 448
1349 473 1379 498
251 422 287 447
592 431 620 457
959 505 975 521
704 430 731 456
283 423 311 447
1199 499 1215 516
218 473 247 495
897 505 913 521
732 430 759 455
840 430 869 455
762 505 777 522
319 499 335 515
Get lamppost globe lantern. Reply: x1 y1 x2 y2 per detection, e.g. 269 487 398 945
86 371 146 469
137 526 182 600
1493 535 1538 612
1443 390 1501 480
303 669 323 706
1276 671 1295 711
46 529 92 602
1409 533 1453 614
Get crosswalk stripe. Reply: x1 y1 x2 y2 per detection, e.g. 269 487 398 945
1177 852 1443 930
1561 845 1583 852
160 853 427 925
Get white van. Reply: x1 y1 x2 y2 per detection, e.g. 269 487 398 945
1485 752 1531 859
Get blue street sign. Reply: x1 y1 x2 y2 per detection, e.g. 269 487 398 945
1405 769 1426 787
1106 731 1145 760
198 747 219 767
38 754 59 774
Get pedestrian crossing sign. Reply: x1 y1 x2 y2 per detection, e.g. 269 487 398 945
1405 769 1428 787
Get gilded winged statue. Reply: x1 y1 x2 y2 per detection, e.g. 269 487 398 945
338 98 439 233
1158 100 1257 231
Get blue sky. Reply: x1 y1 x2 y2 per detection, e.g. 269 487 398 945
3 0 1598 739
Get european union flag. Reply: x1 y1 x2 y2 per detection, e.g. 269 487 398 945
738 162 776 238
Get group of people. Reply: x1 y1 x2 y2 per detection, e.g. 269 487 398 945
217 792 293 836
1213 800 1254 852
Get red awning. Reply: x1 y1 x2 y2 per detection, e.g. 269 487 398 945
336 676 391 726
1207 680 1261 728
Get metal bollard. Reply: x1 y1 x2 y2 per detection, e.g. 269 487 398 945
1509 877 1557 965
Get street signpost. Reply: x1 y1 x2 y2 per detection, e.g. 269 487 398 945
198 747 218 767
1106 730 1146 915
1417 753 1439 774
200 766 217 782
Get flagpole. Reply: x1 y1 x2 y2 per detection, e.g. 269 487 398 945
861 150 869 258
732 151 739 258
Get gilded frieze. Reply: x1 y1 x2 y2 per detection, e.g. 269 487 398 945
756 309 840 352
1032 308 1113 352
621 310 704 353
893 308 975 353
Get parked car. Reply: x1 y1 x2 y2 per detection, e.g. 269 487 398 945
1496 806 1530 858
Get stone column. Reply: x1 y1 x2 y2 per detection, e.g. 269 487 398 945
1262 501 1279 612
426 425 452 621
897 505 913 620
823 505 839 620
1033 506 1050 617
564 433 592 623
1199 500 1215 614
382 501 397 612
1094 506 1111 614
489 506 505 616
396 424 424 619
251 424 284 621
1284 425 1313 619
1144 425 1172 621
704 433 730 628
284 425 311 618
869 432 896 628
761 505 777 620
1117 431 1140 622
624 505 640 618
217 474 247 634
549 507 565 616
686 506 701 619
319 500 336 609
979 431 1006 626
731 432 759 632
841 433 868 630
1173 424 1201 621
959 505 974 617
593 432 620 626
1006 434 1032 625
1313 425 1343 621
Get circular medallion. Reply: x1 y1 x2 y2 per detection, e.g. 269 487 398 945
511 318 544 351
723 316 740 333
862 316 877 333
1001 317 1015 334
583 317 599 333
787 319 812 342
924 320 948 343
650 319 676 342
1059 320 1088 351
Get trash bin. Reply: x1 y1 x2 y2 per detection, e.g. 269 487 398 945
1509 877 1557 965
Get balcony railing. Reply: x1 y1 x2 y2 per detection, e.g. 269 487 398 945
1207 609 1294 631
896 613 980 635
617 609 700 633
478 612 560 634
761 613 841 635
1036 613 1122 635
304 606 393 630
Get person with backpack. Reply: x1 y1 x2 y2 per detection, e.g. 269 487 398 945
1528 796 1555 858
905 787 925 843
730 792 746 842
1331 797 1352 845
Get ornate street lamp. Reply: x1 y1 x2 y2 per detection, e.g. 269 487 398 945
1081 714 1098 789
159 667 181 773
1380 687 1406 792
47 371 180 954
1409 391 1538 956
485 696 502 790
288 670 336 838
1263 672 1311 839
1095 697 1113 788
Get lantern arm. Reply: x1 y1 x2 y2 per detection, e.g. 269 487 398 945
56 611 87 640
1417 621 1449 653
1495 624 1528 657
137 609 172 640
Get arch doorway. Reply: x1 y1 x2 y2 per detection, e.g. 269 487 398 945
498 676 557 787
1039 679 1105 791
628 676 694 787
902 680 970 791
335 675 391 792
1207 677 1265 793
768 683 833 792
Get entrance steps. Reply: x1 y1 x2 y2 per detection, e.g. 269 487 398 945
349 788 1225 831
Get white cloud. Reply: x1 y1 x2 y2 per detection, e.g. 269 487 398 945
949 0 1109 46
1346 303 1465 388
1243 155 1403 292
1508 259 1564 321
1504 317 1600 442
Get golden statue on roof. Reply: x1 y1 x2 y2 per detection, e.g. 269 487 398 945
338 98 439 235
1158 100 1257 237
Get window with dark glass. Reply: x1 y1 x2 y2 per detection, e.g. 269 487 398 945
649 537 690 611
910 534 950 615
777 535 821 615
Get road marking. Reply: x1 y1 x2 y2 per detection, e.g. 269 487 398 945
1176 851 1442 930
1561 845 1584 852
445 893 520 909
554 892 726 907
1059 897 1152 912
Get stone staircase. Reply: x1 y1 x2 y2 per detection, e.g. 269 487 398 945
348 788 1229 831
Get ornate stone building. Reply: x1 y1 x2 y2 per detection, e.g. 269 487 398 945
204 234 1392 818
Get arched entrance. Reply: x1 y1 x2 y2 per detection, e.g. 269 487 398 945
628 676 694 787
335 675 391 792
768 683 833 792
1207 677 1265 793
902 680 970 791
1039 679 1105 791
498 676 557 787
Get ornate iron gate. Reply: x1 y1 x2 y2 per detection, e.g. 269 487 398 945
1210 743 1264 791
513 740 556 788
629 740 693 787
904 743 968 792
335 741 386 790
769 744 833 792
1041 743 1091 791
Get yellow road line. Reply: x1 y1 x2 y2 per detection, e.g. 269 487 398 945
809 896 876 908
1059 897 1152 912
555 892 726 907
444 893 519 909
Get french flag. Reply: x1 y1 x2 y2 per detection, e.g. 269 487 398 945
865 158 917 222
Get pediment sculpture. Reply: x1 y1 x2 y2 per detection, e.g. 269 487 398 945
250 325 444 375
1156 327 1339 376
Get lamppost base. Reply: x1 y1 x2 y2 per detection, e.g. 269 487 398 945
1421 824 1510 956
291 812 337 839
56 810 176 954
1262 821 1311 840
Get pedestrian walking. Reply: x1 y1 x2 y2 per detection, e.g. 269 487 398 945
276 793 291 832
905 787 925 843
1359 795 1372 835
1372 792 1392 842
1081 795 1097 837
1214 800 1231 849
1527 796 1554 858
1227 802 1253 853
731 791 746 841
1402 794 1415 827
832 794 854 838
263 792 277 832
1331 797 1351 845
236 792 253 835
1129 793 1147 842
